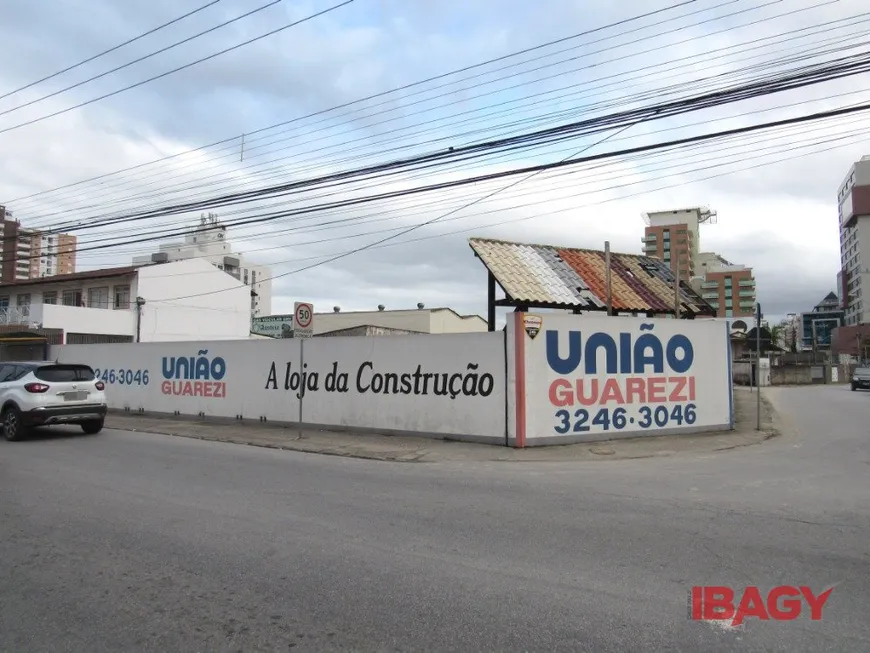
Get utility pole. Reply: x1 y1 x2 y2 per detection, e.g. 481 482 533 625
756 302 762 430
604 241 613 316
135 297 146 343
674 249 681 319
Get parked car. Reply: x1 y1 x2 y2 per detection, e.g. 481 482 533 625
0 362 107 441
851 366 870 392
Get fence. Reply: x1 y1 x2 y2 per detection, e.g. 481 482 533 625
50 313 734 447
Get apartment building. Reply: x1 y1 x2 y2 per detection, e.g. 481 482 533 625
836 156 870 326
695 253 757 318
132 213 271 318
0 205 77 282
0 258 252 343
640 207 717 281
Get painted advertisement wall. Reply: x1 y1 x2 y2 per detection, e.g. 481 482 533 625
50 332 507 443
508 313 733 446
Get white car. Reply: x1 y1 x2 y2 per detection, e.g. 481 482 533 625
0 361 108 441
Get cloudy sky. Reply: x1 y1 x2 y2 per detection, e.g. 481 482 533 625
1 0 868 324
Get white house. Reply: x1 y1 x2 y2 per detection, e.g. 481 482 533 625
132 214 272 318
0 258 253 343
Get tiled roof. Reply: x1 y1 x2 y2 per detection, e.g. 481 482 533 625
469 237 715 316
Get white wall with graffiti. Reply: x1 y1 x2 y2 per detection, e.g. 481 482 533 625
506 313 733 446
50 333 507 443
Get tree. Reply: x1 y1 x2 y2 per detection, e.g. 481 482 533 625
768 323 786 351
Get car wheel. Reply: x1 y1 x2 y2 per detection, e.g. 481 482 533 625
81 419 104 435
852 383 857 391
3 405 27 441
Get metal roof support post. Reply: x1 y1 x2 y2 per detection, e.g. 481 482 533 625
487 270 497 332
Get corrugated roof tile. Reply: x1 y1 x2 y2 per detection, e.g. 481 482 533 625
468 236 715 316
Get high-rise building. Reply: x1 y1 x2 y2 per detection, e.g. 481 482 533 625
0 205 77 283
132 213 272 317
641 207 757 320
694 252 756 318
640 207 717 281
836 156 870 326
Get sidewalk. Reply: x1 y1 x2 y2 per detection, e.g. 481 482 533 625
104 387 778 463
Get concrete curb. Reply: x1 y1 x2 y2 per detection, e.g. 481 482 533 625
104 387 781 463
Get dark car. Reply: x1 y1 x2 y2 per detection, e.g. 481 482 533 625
851 367 870 391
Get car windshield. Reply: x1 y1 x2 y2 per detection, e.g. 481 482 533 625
33 365 96 382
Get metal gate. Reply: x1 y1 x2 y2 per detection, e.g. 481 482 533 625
0 334 50 362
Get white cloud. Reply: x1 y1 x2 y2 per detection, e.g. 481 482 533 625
1 0 868 325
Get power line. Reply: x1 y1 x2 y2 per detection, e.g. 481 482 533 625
14 0 852 227
136 114 870 288
0 0 356 136
0 0 283 118
2 0 704 203
47 51 870 234
10 51 870 264
11 0 780 218
0 0 223 103
140 99 870 302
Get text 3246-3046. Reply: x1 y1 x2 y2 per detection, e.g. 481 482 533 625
554 404 697 433
93 368 150 386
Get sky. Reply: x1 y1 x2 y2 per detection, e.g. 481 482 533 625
1 0 869 325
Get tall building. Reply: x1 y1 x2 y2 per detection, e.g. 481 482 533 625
836 156 870 326
795 292 843 351
0 205 77 283
641 207 757 319
641 207 717 281
132 213 271 317
694 252 756 318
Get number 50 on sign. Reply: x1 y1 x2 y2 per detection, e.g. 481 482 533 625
294 302 314 339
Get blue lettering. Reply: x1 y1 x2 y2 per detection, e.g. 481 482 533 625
665 335 694 373
176 357 191 380
632 334 663 373
194 350 211 380
545 323 694 375
584 333 617 375
546 330 580 374
210 357 226 381
162 352 226 380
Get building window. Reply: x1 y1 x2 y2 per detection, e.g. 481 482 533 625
244 269 249 284
16 294 30 307
43 291 57 305
114 285 130 309
251 270 256 285
0 296 7 309
88 287 110 309
62 289 83 307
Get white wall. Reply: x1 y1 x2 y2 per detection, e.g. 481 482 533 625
41 303 136 337
136 259 252 341
507 313 733 446
51 332 507 442
313 308 487 335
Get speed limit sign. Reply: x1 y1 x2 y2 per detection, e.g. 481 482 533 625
294 302 314 338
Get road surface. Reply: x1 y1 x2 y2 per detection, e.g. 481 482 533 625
1 385 868 651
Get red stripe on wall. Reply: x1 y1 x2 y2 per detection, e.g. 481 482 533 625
514 312 527 448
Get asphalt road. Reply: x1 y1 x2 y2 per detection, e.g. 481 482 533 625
1 386 868 652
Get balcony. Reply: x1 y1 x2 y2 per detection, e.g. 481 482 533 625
0 303 136 337
701 281 719 289
702 292 719 299
738 290 755 298
738 279 756 287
